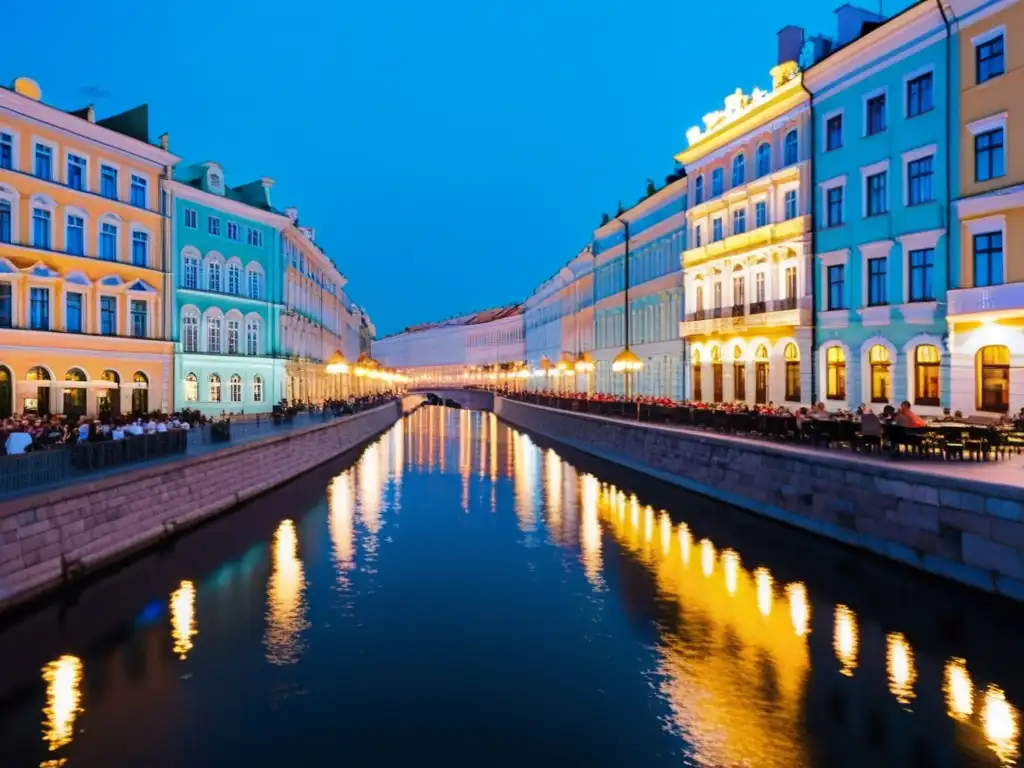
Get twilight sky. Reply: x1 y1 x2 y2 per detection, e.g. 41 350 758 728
5 0 912 336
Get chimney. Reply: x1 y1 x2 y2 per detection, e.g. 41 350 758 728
777 25 805 66
159 133 169 150
285 207 299 224
86 105 96 123
835 4 884 46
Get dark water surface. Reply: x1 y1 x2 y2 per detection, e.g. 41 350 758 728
1 406 1022 767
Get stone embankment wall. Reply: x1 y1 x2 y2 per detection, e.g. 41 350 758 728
0 402 401 613
495 398 1024 601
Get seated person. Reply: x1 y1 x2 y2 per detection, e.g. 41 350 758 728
895 400 926 428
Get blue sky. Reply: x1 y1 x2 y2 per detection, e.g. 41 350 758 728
5 0 913 336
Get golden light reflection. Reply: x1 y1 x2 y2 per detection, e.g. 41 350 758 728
478 413 487 478
678 523 691 566
42 655 83 753
170 580 197 660
754 567 773 617
358 440 383 534
700 538 715 578
643 505 655 552
545 449 563 542
512 431 537 533
580 473 603 589
786 582 809 638
659 512 672 556
489 412 498 481
983 685 1020 766
833 604 858 677
886 632 916 707
723 549 740 596
944 657 973 722
264 519 309 665
328 471 356 575
459 409 470 512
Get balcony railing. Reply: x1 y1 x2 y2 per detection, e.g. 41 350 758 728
748 300 768 315
773 296 798 311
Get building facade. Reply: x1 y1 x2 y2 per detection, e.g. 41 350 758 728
807 3 952 416
676 61 813 406
592 177 687 399
947 0 1024 417
168 163 285 415
0 78 178 419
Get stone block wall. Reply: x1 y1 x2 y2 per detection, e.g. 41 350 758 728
0 402 401 613
495 398 1024 601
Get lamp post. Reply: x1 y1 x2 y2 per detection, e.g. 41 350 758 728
613 217 644 398
326 351 350 400
558 352 574 395
539 356 552 393
575 351 595 396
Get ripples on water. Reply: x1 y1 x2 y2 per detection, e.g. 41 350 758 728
2 406 1022 767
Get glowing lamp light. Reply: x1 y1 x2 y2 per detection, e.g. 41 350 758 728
575 351 595 373
354 366 367 378
611 347 643 373
326 351 349 375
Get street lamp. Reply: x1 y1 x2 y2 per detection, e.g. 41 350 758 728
557 352 574 395
575 351 595 396
613 216 643 399
326 350 350 400
539 356 552 393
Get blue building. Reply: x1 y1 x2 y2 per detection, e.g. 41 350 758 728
806 2 952 416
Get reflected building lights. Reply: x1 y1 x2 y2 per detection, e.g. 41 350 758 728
328 472 356 576
545 449 563 543
754 567 773 617
643 505 655 551
264 519 309 666
833 605 859 677
678 523 691 566
944 658 974 722
723 549 740 596
786 582 810 638
983 685 1020 766
886 632 917 707
489 412 498 481
358 441 384 534
700 538 715 578
42 655 83 753
170 580 198 660
580 473 603 589
660 512 672 556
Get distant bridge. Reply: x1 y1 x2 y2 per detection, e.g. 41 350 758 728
403 388 494 413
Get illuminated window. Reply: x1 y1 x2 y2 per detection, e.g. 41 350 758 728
754 344 769 404
869 344 891 403
977 345 1009 413
184 372 198 402
826 347 846 400
692 348 702 401
914 345 940 406
733 345 745 401
209 374 222 403
784 343 800 402
711 346 723 402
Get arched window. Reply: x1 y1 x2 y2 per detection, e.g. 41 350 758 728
209 373 222 403
784 129 799 165
784 343 800 402
253 375 264 403
207 260 222 292
695 285 704 313
733 345 746 402
207 315 222 354
64 367 87 419
977 345 1010 412
754 344 770 404
756 142 771 177
0 365 11 419
869 344 891 403
26 366 51 416
132 371 149 415
183 254 199 289
732 153 745 187
99 369 120 416
710 345 723 402
182 311 199 353
247 268 263 299
246 318 260 355
694 175 704 205
184 372 198 402
692 349 702 401
229 374 242 402
227 262 241 295
826 347 846 400
914 345 940 406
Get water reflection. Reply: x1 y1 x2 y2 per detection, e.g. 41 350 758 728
42 655 83 755
833 604 859 677
170 580 197 660
328 471 356 583
946 657 974 722
264 519 309 665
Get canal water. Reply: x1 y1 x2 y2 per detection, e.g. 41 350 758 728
0 406 1021 767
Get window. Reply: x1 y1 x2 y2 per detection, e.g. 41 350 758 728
694 224 702 247
246 319 259 355
230 375 242 403
914 345 940 406
227 319 240 354
0 201 9 243
32 208 51 249
712 218 723 242
67 154 86 191
0 283 12 328
827 265 845 310
34 144 52 180
711 346 723 402
866 94 886 135
755 272 766 303
756 143 771 177
694 175 704 205
208 261 222 292
208 216 221 236
866 171 887 216
732 209 746 235
100 222 117 260
826 114 843 151
906 72 933 117
692 350 702 401
182 313 198 352
977 34 1005 84
247 228 264 247
907 156 934 205
784 130 798 165
130 175 147 207
66 215 84 255
784 190 798 220
869 345 891 403
101 165 118 199
209 374 222 403
975 128 1005 182
784 343 800 402
734 353 746 401
978 345 1009 412
184 208 197 228
826 186 843 227
247 269 262 299
183 255 199 289
755 201 767 228
253 375 264 402
732 153 745 187
130 299 147 338
785 266 797 299
185 373 199 402
207 316 222 353
227 263 241 295
0 132 12 170
227 222 239 241
711 168 724 197
100 296 117 335
973 232 1004 287
695 285 704 312
30 287 49 330
131 230 148 267
908 248 935 302
866 257 887 307
732 275 745 308
826 347 846 400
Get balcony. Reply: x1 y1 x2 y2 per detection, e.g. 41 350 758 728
679 297 811 337
947 282 1024 318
